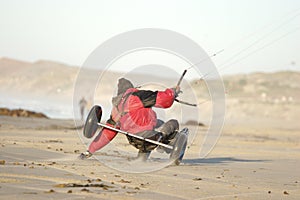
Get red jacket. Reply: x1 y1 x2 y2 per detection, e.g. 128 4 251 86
88 88 176 153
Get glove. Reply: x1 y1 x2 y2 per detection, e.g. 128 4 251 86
172 86 181 98
78 150 92 160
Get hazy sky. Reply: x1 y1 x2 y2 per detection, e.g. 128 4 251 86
0 0 299 75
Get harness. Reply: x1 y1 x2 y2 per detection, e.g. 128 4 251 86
109 89 162 152
108 91 134 127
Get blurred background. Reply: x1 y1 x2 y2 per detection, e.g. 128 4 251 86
0 0 299 122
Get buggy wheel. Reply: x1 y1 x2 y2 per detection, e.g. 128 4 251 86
83 105 102 138
169 128 188 165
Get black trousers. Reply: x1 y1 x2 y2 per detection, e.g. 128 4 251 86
127 119 179 153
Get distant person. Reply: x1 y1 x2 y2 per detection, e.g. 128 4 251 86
79 97 87 120
79 78 181 160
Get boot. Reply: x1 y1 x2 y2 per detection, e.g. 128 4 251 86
137 150 151 161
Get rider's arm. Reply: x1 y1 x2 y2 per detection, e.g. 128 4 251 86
88 122 117 153
155 88 176 108
132 88 176 109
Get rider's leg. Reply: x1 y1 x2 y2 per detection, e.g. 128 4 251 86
156 119 179 154
127 130 162 161
158 119 179 141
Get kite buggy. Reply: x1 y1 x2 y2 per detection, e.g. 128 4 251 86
80 70 195 165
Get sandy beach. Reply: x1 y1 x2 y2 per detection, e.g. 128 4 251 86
1 58 299 199
1 113 299 200
1 0 300 199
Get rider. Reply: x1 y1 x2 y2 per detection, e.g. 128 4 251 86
79 78 180 160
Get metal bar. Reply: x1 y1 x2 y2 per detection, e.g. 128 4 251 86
174 99 197 107
176 69 187 87
97 123 173 150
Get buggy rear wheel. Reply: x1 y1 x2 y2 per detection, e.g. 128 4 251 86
169 128 188 165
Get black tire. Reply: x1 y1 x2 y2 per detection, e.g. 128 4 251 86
83 105 102 138
170 128 188 165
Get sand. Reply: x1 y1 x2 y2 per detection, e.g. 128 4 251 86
0 115 300 200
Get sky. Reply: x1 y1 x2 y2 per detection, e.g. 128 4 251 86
0 0 300 75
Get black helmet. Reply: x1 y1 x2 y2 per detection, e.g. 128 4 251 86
117 78 134 95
